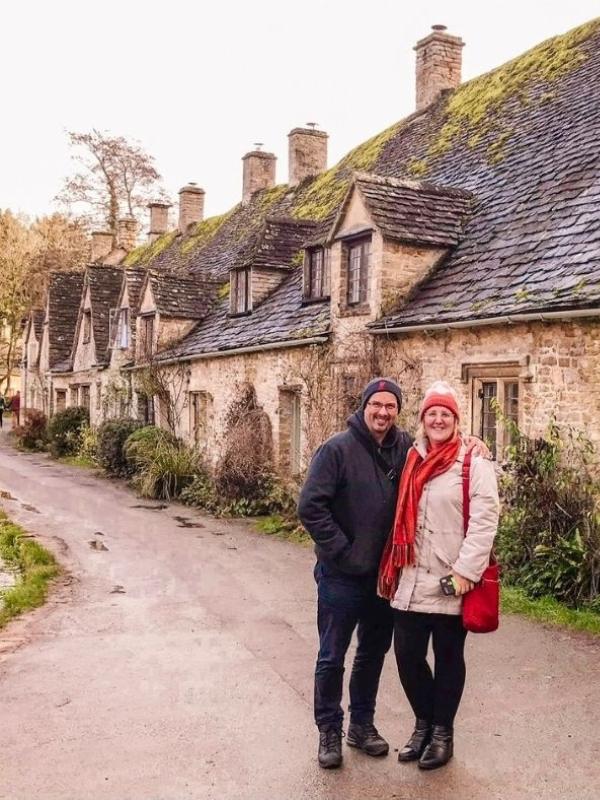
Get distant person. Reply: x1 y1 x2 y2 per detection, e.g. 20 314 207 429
379 381 499 770
10 391 20 426
0 394 5 428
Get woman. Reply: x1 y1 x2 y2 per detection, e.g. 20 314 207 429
379 381 499 770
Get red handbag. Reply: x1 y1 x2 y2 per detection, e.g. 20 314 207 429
460 451 500 633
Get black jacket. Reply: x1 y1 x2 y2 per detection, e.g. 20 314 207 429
298 411 412 576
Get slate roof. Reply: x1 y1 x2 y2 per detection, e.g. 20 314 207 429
335 173 472 248
47 272 85 370
86 266 124 364
158 269 330 360
31 309 45 340
121 19 600 349
148 271 218 319
237 217 319 271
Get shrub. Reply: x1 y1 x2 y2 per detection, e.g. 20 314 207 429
122 425 177 475
96 418 142 476
498 420 600 607
77 425 98 463
47 407 89 457
12 409 47 451
125 430 202 500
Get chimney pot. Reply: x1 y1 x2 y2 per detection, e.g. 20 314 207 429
414 26 464 111
147 201 171 243
90 231 114 263
242 149 276 205
178 184 205 233
288 127 328 187
116 217 138 252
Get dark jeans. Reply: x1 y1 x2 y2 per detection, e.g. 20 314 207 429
314 560 393 730
393 610 468 728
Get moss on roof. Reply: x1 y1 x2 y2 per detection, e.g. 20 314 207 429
180 211 235 255
122 230 178 267
291 121 403 221
425 18 600 164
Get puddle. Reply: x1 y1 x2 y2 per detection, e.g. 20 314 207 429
21 504 40 513
0 490 15 500
89 540 109 551
173 515 205 529
110 585 126 594
130 504 168 511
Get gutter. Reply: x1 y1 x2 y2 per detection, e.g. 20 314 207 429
369 307 600 335
125 335 330 370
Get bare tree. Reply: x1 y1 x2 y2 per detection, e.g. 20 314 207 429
0 211 39 391
56 130 169 241
28 213 90 306
135 357 190 436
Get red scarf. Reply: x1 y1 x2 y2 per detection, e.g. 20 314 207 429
378 435 461 600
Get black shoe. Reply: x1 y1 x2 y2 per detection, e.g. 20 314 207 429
346 721 389 757
318 727 343 769
418 725 453 770
398 718 431 762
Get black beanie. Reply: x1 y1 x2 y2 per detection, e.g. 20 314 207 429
361 377 402 410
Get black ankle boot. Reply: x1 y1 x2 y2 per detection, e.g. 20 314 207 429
398 718 431 762
418 725 453 770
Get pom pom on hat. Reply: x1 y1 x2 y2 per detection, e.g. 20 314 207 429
419 380 460 420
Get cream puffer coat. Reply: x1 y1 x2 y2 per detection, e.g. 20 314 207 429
391 437 499 616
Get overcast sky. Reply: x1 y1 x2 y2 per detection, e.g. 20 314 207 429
2 0 600 228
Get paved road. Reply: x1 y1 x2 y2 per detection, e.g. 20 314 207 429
1 437 599 800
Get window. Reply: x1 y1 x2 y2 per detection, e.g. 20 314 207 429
189 391 211 446
55 390 66 412
117 308 130 349
230 269 250 315
469 372 521 460
108 307 117 346
278 388 302 476
140 314 155 358
69 385 79 406
304 248 331 301
82 310 92 344
137 393 155 425
344 237 371 306
80 385 91 411
95 381 102 410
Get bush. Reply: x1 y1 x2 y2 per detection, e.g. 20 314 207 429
126 433 202 500
498 420 600 608
47 407 89 457
122 425 177 475
96 418 142 476
12 409 47 451
77 425 98 463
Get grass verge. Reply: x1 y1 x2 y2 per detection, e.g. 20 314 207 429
0 511 59 629
57 455 98 469
501 586 600 636
254 514 312 546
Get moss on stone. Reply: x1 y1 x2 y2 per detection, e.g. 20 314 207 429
292 121 403 221
180 211 233 256
218 281 230 300
428 19 600 161
407 158 428 177
123 230 179 267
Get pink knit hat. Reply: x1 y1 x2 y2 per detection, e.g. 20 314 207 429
419 381 460 420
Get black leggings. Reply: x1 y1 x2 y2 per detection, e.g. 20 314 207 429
393 610 468 728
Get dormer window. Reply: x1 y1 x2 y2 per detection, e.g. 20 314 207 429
82 310 92 343
141 313 155 358
230 269 251 315
116 308 130 349
303 248 330 301
345 237 371 306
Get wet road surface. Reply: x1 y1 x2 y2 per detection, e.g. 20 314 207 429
1 438 599 800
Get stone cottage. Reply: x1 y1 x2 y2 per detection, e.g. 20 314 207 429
23 18 600 470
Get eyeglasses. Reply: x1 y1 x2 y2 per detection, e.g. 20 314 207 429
367 401 398 413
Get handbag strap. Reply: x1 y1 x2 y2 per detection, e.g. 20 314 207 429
462 449 472 536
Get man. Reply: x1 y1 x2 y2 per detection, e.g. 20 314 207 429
298 377 411 769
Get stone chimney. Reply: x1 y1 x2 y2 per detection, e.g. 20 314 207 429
178 183 205 233
147 202 171 243
288 126 328 186
117 217 138 252
242 148 276 205
414 25 464 111
90 231 114 263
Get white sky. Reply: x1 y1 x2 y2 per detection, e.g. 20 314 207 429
2 0 600 228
